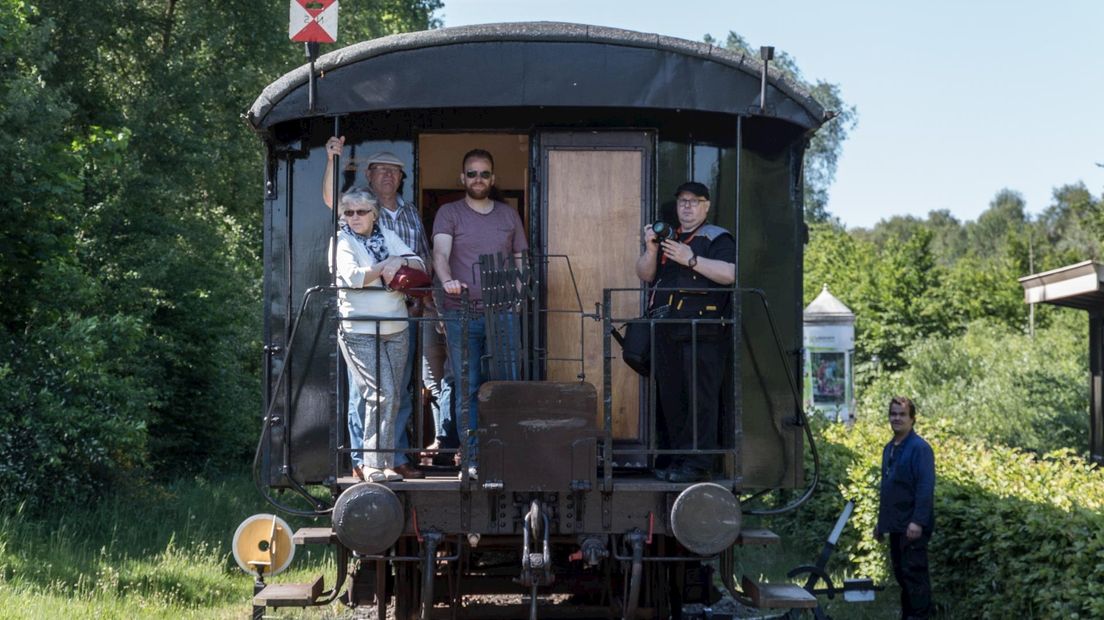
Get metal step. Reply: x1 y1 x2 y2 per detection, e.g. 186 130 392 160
741 575 817 609
736 528 780 546
293 527 335 545
253 575 324 607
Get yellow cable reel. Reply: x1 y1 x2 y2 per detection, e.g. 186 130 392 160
232 513 296 577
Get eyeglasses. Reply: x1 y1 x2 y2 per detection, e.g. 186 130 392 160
343 209 375 217
369 165 401 176
677 198 706 207
464 170 493 179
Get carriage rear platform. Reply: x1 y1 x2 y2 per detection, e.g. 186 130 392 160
234 21 856 619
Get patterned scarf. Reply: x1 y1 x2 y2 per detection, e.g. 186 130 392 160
341 221 389 263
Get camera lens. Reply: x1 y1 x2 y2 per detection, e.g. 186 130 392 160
651 221 672 241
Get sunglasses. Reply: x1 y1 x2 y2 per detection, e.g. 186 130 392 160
677 198 707 207
464 170 493 179
343 209 375 217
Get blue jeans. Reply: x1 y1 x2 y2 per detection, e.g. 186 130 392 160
347 321 417 468
347 366 365 468
339 330 408 470
422 318 457 447
443 310 520 453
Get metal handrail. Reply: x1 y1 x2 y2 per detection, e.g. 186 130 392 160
600 285 820 513
252 283 473 515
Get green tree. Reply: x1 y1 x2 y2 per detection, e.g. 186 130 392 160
854 229 945 372
1037 182 1103 267
924 208 970 265
704 31 857 222
936 253 1026 331
805 225 947 376
0 3 158 509
803 221 873 307
966 188 1029 260
0 1 79 329
0 1 442 509
857 209 970 267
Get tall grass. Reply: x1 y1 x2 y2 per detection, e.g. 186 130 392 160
0 474 339 619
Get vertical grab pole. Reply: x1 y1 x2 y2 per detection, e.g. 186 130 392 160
331 116 346 478
732 115 744 488
602 288 614 489
330 117 341 286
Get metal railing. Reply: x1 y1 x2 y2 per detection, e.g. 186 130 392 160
601 286 742 489
254 262 817 515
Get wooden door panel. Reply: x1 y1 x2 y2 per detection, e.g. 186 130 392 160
546 149 642 439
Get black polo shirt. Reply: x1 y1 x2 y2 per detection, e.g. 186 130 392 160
650 223 736 321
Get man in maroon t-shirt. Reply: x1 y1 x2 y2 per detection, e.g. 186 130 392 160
432 149 527 476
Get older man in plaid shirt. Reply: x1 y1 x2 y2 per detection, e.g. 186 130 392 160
323 137 448 480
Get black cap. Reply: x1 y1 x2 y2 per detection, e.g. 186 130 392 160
675 182 710 200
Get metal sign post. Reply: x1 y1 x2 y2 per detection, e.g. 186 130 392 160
289 0 339 113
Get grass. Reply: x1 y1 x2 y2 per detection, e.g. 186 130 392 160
0 473 346 619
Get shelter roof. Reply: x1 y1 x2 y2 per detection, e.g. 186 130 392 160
804 285 854 324
247 22 828 130
1019 260 1104 311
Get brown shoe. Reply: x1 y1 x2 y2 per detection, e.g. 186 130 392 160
393 463 425 479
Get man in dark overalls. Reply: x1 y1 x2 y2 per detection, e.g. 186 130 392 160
875 396 935 619
635 182 736 483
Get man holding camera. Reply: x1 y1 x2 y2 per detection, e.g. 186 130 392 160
635 182 736 483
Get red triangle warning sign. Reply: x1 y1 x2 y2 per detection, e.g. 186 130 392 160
290 0 339 43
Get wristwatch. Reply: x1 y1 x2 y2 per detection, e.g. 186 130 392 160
688 254 698 268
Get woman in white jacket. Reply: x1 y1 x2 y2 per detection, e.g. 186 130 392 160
333 189 426 482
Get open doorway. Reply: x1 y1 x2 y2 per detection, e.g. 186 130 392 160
416 133 530 237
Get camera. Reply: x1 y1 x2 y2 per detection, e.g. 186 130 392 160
650 221 673 242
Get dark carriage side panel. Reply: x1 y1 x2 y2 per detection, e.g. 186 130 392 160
263 138 341 486
738 118 806 489
261 145 289 486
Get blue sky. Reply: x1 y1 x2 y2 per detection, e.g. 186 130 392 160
438 0 1104 229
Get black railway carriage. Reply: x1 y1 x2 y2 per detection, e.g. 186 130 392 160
245 22 827 619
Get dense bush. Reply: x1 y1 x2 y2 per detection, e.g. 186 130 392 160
861 315 1088 454
781 415 1104 618
0 316 158 510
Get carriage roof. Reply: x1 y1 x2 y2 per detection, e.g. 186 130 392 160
246 22 828 131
